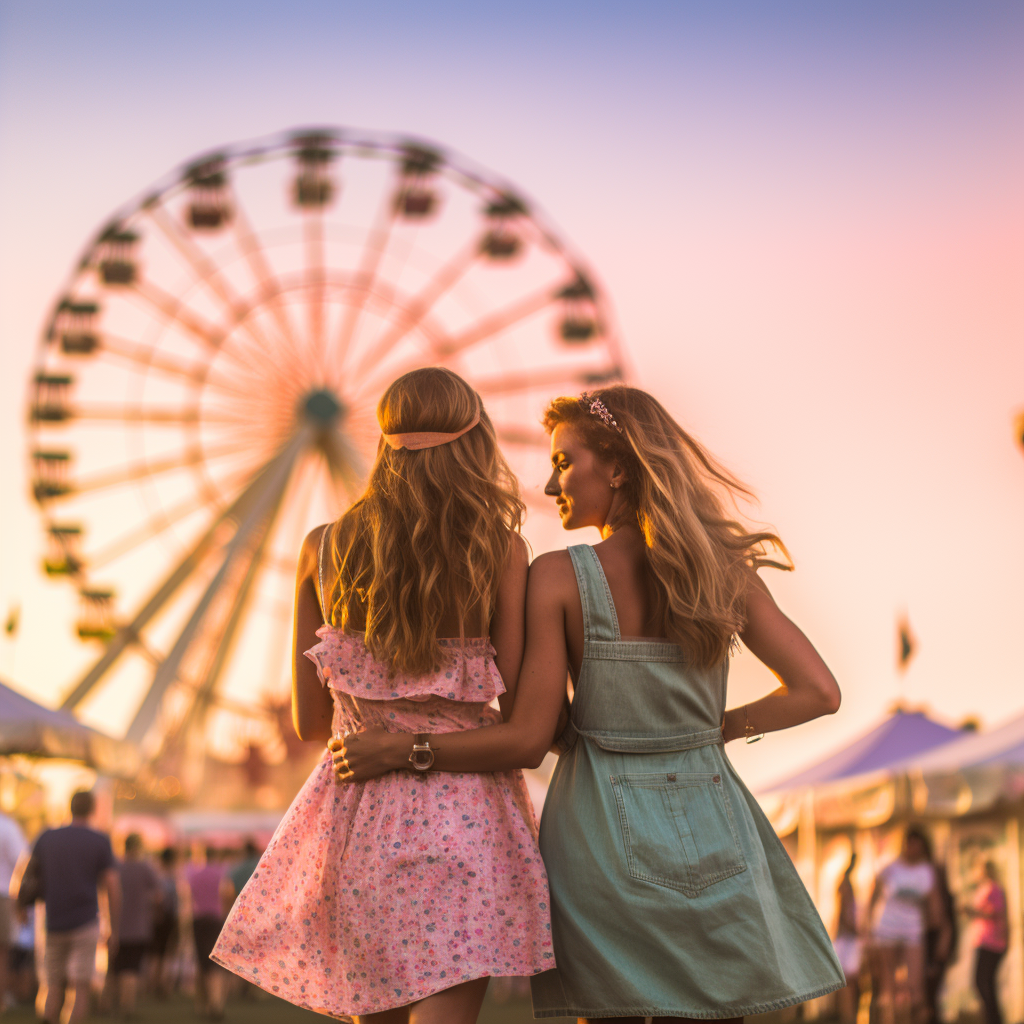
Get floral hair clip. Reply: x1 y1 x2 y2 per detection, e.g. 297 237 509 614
579 392 622 433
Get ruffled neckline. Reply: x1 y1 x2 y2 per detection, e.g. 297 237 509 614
304 625 504 703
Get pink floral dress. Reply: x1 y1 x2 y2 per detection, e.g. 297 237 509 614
211 627 553 1018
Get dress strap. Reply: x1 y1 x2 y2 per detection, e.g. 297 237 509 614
316 524 331 626
567 545 621 643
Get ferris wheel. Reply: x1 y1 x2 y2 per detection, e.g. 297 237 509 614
27 126 624 782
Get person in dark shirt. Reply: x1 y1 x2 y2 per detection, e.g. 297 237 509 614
33 790 121 1024
150 847 179 998
109 833 157 1017
224 838 261 906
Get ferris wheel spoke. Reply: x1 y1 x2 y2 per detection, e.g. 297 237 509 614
124 433 304 744
472 362 616 398
434 284 556 358
331 183 401 366
347 240 480 383
146 202 247 318
84 466 253 572
96 333 243 398
61 436 306 713
304 209 328 367
70 405 241 424
228 191 304 363
68 440 251 498
267 451 319 578
156 474 287 757
131 279 224 352
321 427 367 505
347 287 567 404
145 203 293 372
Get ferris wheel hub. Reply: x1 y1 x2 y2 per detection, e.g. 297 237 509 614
302 388 345 429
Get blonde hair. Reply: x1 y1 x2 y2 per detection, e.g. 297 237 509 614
544 386 791 667
328 367 524 675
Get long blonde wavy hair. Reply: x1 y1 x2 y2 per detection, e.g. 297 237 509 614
544 386 791 667
327 367 524 675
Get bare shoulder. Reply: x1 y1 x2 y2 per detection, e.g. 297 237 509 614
298 523 330 575
506 530 529 569
742 566 785 615
528 549 575 592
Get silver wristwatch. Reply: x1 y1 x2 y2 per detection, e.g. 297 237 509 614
408 734 434 771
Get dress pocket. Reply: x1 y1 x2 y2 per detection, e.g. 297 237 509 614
610 771 746 897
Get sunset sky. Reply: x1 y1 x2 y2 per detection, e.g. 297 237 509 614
1 1 1021 790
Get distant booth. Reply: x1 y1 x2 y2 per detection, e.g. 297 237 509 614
758 706 1024 1024
0 676 140 834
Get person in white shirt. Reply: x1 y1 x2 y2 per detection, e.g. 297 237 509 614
0 810 29 1010
867 828 951 1024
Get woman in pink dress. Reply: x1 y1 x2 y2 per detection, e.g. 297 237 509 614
212 367 552 1022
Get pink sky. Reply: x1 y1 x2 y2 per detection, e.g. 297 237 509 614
0 2 1021 789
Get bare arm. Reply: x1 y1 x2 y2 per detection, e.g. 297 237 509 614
101 867 122 949
336 551 573 776
721 572 841 743
292 525 334 742
490 533 529 721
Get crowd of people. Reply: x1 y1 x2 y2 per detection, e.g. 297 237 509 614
1 795 265 1022
832 828 1010 1024
0 801 1014 1024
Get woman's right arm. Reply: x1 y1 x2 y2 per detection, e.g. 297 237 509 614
338 550 574 775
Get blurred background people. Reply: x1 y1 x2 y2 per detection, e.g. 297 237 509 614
149 847 179 999
867 827 951 1024
222 838 260 907
32 790 121 1024
0 808 28 1011
8 904 37 1007
833 852 862 1024
925 860 958 1024
185 847 227 1021
108 832 157 1018
964 859 1008 1024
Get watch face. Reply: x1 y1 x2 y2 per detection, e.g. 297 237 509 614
410 748 434 769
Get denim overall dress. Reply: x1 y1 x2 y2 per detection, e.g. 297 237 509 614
530 545 845 1019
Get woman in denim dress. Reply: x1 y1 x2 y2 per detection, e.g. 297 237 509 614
338 386 846 1022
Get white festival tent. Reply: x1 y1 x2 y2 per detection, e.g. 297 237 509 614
897 708 1024 817
0 677 139 777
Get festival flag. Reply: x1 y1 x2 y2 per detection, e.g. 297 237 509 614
897 614 917 673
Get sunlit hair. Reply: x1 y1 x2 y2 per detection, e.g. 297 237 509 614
328 367 524 675
543 385 791 667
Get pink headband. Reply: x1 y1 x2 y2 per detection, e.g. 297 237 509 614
383 408 481 450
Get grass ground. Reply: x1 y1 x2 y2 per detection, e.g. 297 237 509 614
1 986 572 1023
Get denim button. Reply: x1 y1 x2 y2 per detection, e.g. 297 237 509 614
667 773 677 781
712 775 721 784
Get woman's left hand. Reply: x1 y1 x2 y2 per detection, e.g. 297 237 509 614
328 729 410 782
